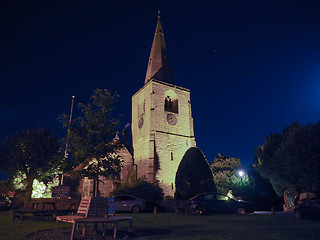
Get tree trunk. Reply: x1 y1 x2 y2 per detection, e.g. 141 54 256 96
25 173 35 205
95 176 100 197
92 179 96 197
94 161 100 197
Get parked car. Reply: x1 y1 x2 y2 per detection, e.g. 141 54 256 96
189 192 254 215
294 191 320 219
113 195 146 213
0 196 12 211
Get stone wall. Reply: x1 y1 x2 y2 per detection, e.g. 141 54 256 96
132 79 196 197
78 146 136 197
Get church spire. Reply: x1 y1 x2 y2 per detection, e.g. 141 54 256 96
144 11 174 85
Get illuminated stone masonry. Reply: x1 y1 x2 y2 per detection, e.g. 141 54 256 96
132 79 196 196
131 14 198 197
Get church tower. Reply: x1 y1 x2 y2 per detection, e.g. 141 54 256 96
132 13 196 196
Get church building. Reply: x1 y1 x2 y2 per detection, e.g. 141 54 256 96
131 14 197 197
78 14 214 198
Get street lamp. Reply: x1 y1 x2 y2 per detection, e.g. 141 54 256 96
237 169 245 178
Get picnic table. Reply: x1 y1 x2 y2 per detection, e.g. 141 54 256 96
13 201 56 221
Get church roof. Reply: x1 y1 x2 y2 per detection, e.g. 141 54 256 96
144 12 175 85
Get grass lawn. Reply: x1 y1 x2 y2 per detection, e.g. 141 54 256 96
0 210 319 240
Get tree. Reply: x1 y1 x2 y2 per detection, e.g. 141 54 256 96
211 153 254 200
60 88 122 197
248 170 280 210
253 133 284 196
211 153 241 193
175 147 216 200
0 129 61 203
254 121 320 199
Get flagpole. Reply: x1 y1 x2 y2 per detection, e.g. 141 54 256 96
61 95 75 185
68 96 75 125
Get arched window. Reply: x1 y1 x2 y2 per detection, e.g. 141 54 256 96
164 90 178 113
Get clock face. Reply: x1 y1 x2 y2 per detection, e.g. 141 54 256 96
167 113 177 125
138 117 144 128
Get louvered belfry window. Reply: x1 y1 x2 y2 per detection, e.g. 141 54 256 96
164 96 178 113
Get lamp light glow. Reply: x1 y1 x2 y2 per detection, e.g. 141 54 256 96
237 170 245 178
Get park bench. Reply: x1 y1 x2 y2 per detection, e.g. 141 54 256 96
55 196 92 226
55 196 132 240
13 201 56 221
12 202 35 221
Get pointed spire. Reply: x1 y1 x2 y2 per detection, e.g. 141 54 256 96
144 11 174 85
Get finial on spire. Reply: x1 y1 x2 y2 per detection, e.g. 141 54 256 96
158 10 160 19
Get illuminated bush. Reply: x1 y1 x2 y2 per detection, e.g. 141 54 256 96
10 173 59 199
31 178 59 198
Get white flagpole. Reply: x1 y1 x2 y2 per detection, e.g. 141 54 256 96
61 96 75 185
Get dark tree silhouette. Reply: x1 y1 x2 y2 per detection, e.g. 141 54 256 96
175 147 216 200
254 121 320 198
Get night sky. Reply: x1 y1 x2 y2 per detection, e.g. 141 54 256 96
1 1 320 167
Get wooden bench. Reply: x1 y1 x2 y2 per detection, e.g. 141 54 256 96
55 196 92 226
13 201 56 221
55 196 132 239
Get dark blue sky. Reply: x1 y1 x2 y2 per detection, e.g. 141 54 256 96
1 1 320 167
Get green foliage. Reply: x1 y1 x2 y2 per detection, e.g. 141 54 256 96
175 147 216 200
254 121 320 198
0 129 61 202
211 153 255 200
211 153 279 209
111 181 164 202
211 153 241 193
60 88 122 196
227 174 253 197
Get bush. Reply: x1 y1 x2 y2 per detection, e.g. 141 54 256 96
175 147 216 200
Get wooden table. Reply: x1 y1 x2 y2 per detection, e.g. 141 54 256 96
67 216 132 240
13 201 56 221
